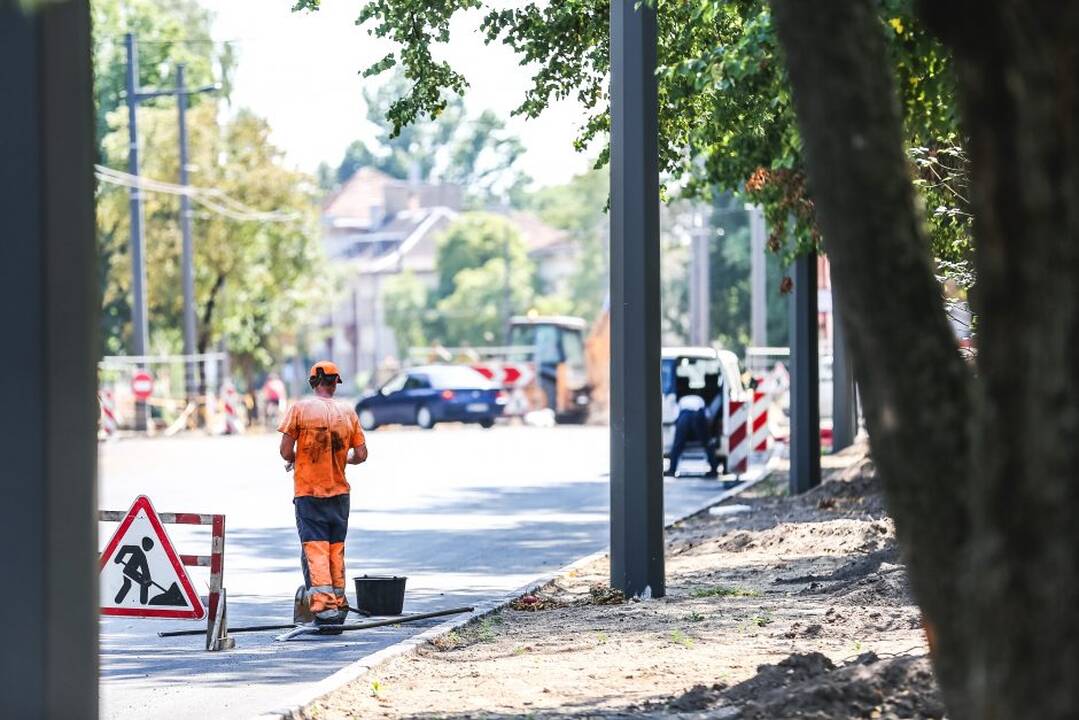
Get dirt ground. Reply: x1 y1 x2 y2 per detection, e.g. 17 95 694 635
307 443 944 719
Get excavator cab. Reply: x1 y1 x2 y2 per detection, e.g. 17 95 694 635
508 316 591 422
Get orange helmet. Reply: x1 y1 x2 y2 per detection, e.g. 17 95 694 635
309 360 343 384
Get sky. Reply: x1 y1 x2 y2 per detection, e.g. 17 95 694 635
202 0 596 188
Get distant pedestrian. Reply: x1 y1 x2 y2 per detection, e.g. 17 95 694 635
278 361 368 628
263 372 287 427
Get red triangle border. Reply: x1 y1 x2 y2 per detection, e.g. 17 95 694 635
99 495 206 620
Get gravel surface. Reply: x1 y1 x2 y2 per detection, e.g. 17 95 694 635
307 443 943 719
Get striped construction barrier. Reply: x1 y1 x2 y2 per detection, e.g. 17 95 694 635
751 390 770 453
727 399 749 476
98 507 230 651
221 382 244 435
99 389 119 438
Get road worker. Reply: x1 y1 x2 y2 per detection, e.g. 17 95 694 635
278 360 368 627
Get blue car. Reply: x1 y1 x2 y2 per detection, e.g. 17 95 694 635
355 365 506 431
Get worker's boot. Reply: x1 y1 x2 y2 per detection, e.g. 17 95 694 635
314 606 346 635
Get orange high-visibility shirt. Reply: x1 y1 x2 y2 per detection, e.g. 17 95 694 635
278 397 365 497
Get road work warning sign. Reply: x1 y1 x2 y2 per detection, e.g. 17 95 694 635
99 495 205 619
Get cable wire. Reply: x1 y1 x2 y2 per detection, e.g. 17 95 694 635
94 165 304 224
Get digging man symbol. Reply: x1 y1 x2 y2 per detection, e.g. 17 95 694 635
279 360 368 629
113 536 185 606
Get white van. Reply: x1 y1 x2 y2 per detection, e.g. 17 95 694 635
661 347 749 470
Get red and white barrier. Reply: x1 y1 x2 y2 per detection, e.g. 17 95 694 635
221 382 244 435
472 362 536 416
98 507 229 650
750 390 770 453
99 389 119 439
727 399 749 475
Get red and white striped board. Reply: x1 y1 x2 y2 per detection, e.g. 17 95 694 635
727 399 749 476
750 390 770 453
471 361 535 388
221 381 244 435
99 389 119 438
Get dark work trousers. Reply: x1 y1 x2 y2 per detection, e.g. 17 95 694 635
668 408 719 475
295 494 350 613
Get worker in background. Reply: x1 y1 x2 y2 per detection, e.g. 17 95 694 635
666 388 724 478
278 361 368 628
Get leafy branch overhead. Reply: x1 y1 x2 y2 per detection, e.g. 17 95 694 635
294 0 962 263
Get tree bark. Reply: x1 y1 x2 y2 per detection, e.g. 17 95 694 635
773 0 1079 717
770 0 974 713
919 3 1079 717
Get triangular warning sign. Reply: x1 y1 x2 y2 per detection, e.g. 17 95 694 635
99 495 205 619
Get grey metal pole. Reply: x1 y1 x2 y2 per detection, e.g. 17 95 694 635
689 208 710 346
503 233 512 344
789 252 821 493
125 32 149 430
832 298 857 451
177 63 198 407
1 2 99 715
610 0 664 599
749 205 768 347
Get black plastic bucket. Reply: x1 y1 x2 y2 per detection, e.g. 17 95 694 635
353 575 407 615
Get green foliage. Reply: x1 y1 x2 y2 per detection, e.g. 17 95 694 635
96 103 322 374
435 213 530 300
528 169 609 321
91 0 230 162
690 585 761 598
326 73 529 208
382 272 431 356
434 214 535 345
304 0 968 275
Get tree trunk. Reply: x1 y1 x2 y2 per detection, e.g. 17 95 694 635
918 3 1079 717
772 0 1079 717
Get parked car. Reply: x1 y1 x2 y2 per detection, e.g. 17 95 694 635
355 365 506 430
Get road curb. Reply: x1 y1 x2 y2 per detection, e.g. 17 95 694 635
255 457 779 720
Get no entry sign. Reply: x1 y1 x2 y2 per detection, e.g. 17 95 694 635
131 371 154 400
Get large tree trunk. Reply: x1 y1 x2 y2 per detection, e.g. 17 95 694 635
771 1 1079 717
918 3 1079 717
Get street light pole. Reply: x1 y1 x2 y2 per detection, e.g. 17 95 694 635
688 207 711 346
610 0 664 599
748 205 768 348
125 32 150 430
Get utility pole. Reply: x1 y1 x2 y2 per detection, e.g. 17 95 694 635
688 207 710 346
748 205 768 348
502 234 512 344
175 64 217 408
125 33 150 431
124 40 216 427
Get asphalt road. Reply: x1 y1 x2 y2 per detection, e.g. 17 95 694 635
98 424 734 720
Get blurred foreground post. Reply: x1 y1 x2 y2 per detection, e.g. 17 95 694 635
0 1 99 717
609 0 664 598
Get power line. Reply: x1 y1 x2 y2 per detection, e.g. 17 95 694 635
95 165 303 224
